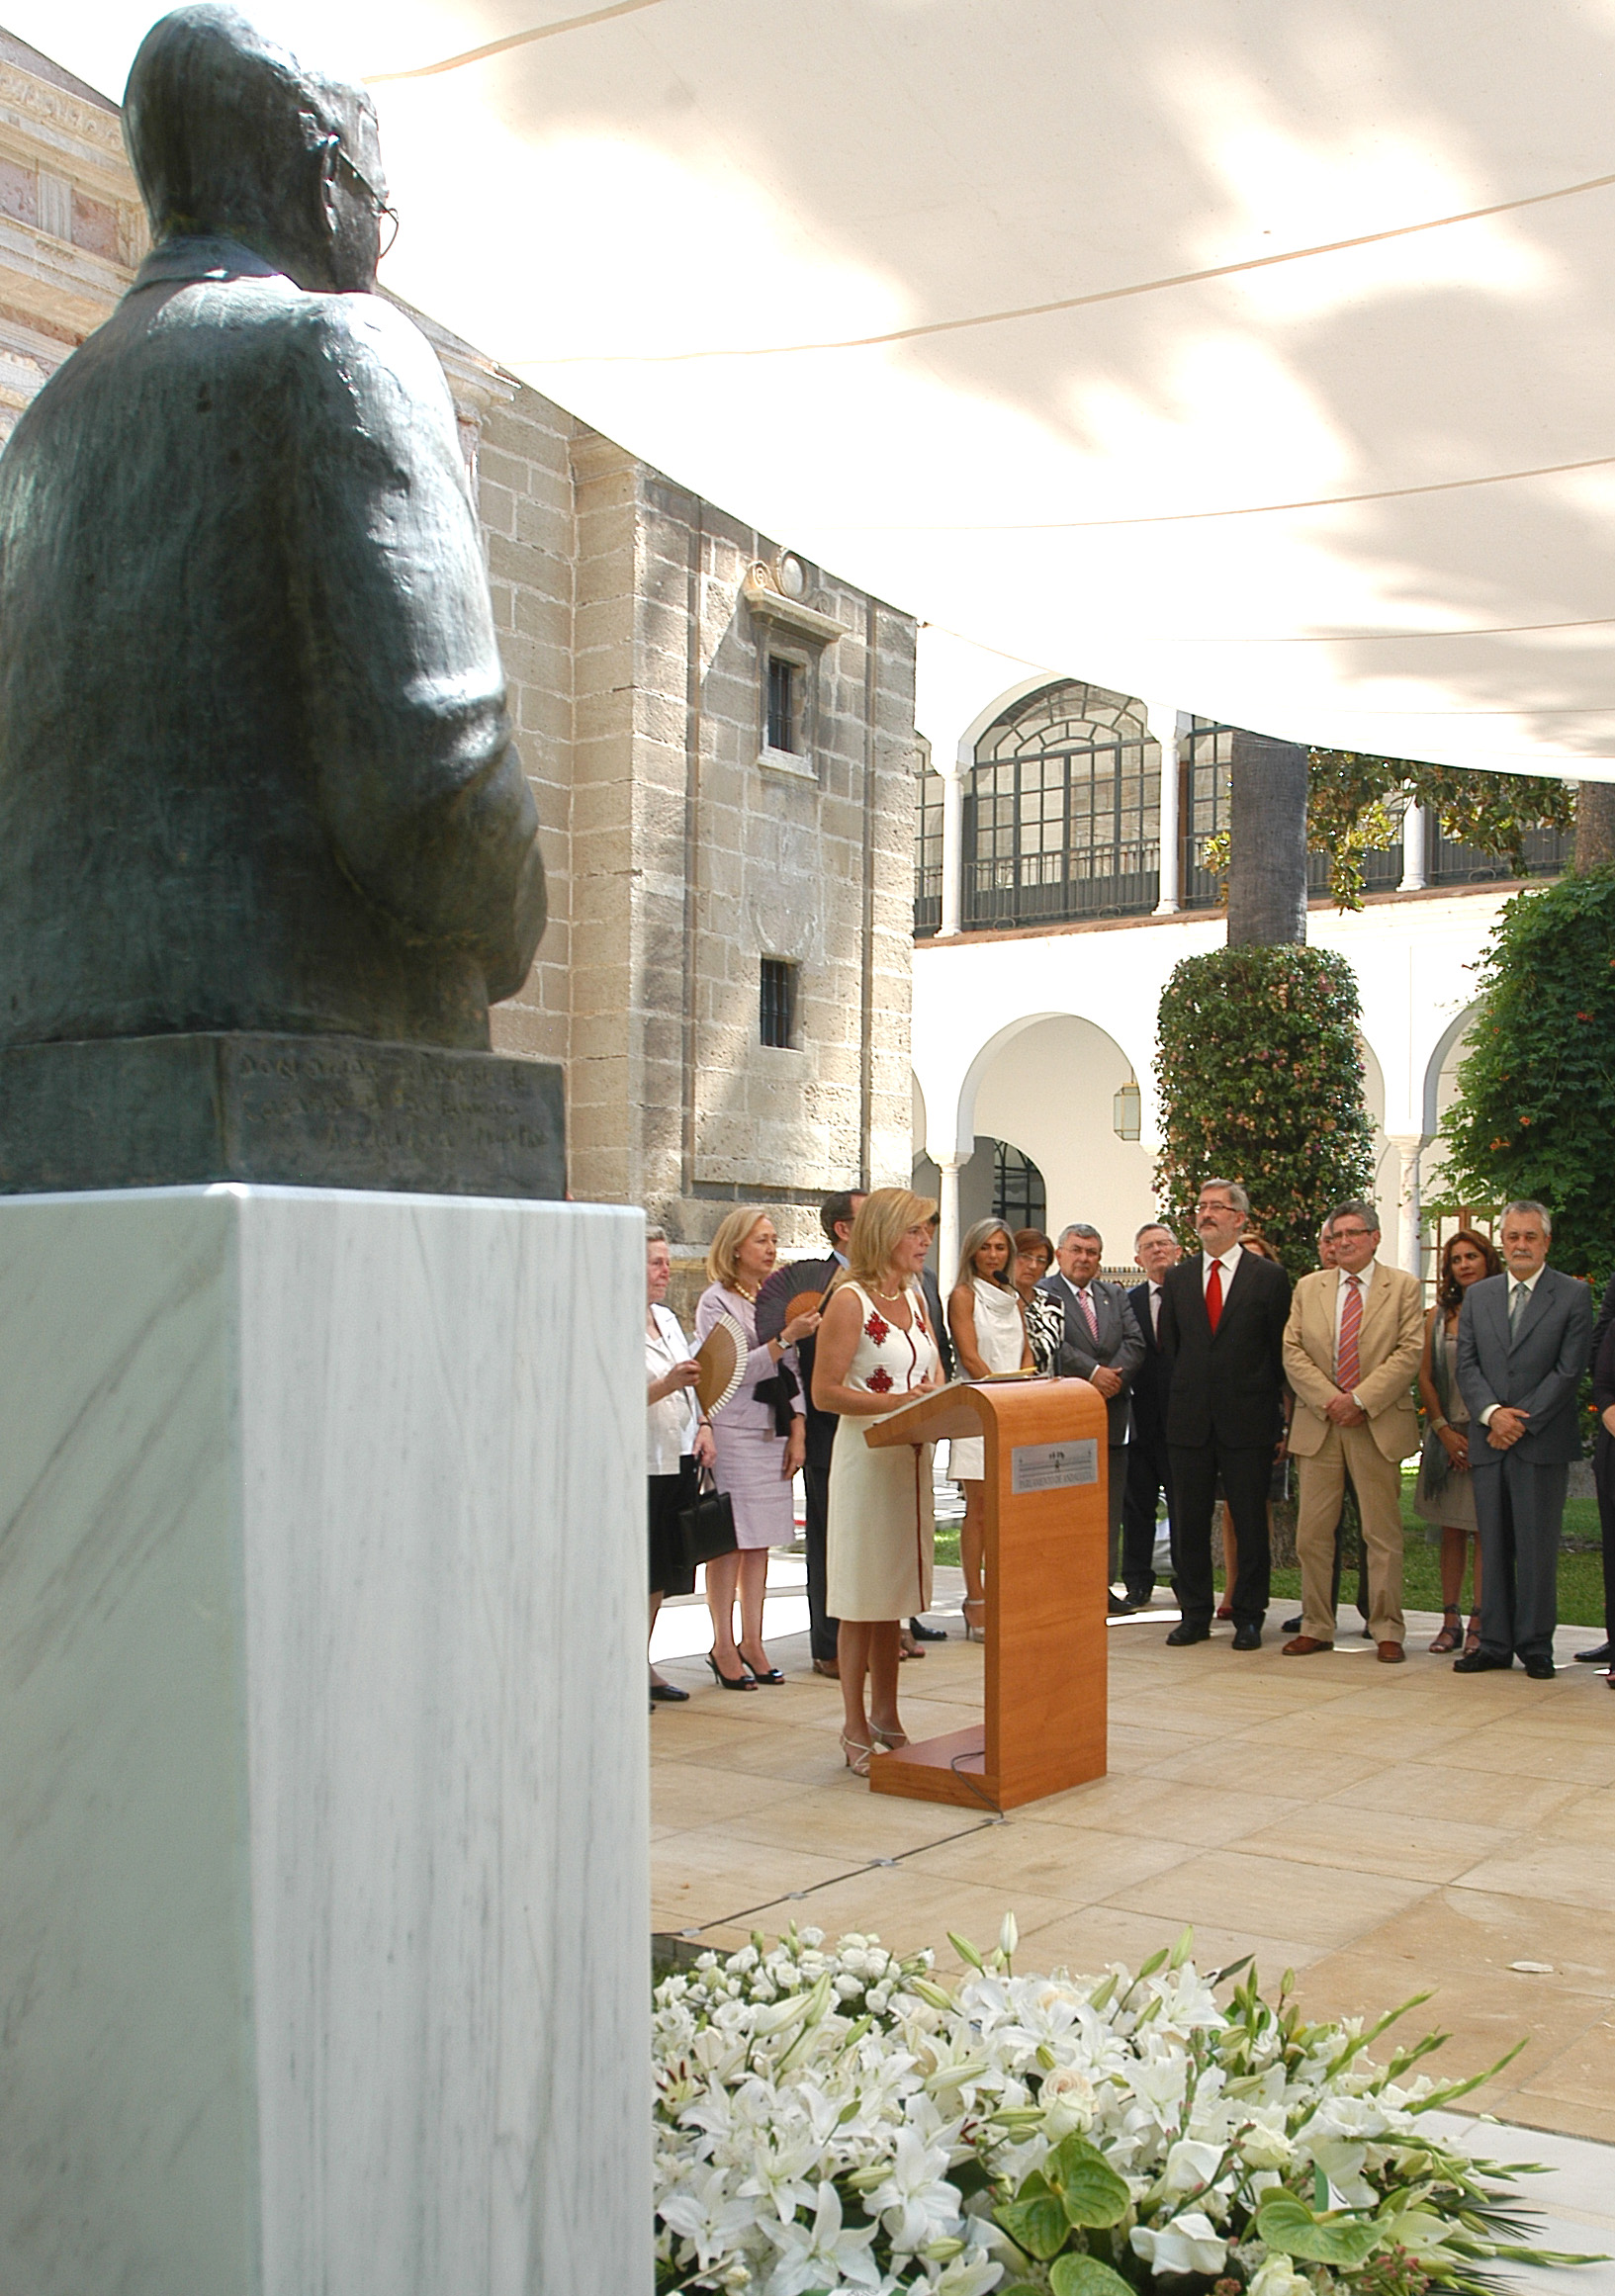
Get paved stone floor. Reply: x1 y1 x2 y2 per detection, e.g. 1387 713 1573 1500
651 1568 1615 2151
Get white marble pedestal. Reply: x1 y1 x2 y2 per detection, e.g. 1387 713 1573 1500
0 1186 649 2296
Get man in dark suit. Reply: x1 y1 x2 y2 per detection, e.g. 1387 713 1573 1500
758 1192 864 1676
1575 1269 1615 1668
1157 1178 1292 1649
1042 1223 1146 1612
1122 1221 1181 1608
1454 1199 1593 1677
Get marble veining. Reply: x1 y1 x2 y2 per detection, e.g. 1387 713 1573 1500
0 1186 648 2296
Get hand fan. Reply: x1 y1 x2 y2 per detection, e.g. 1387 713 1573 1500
695 1313 748 1416
785 1286 829 1327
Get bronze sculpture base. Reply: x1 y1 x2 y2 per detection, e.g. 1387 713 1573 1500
0 1032 565 1198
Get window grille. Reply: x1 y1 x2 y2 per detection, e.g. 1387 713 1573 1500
765 657 799 753
962 681 1161 928
992 1140 1046 1231
759 957 796 1048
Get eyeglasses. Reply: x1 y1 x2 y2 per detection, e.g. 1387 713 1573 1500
1331 1225 1373 1240
325 135 400 259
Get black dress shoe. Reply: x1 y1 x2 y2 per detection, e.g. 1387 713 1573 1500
1574 1641 1612 1664
909 1619 947 1640
1452 1649 1511 1673
650 1680 690 1703
1164 1622 1210 1646
1231 1622 1262 1651
1108 1593 1138 1617
1281 1614 1302 1634
1126 1589 1155 1609
1523 1657 1558 1680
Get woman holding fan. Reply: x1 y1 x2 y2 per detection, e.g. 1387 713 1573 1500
695 1207 820 1690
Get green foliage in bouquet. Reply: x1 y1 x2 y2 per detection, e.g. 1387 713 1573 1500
652 1920 1602 2296
1153 948 1376 1276
1428 868 1615 1284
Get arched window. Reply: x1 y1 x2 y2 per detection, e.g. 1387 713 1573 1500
965 682 1159 927
992 1139 1046 1230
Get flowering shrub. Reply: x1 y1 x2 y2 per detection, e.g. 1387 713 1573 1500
654 1921 1594 2295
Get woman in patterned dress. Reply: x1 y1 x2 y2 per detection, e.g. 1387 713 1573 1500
813 1189 945 1772
695 1207 822 1689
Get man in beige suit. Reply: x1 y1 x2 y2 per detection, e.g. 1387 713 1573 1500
1282 1200 1424 1662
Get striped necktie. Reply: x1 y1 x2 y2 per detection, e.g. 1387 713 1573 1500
1075 1284 1098 1342
1509 1280 1527 1336
1337 1273 1363 1392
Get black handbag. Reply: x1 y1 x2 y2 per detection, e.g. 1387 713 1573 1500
677 1468 738 1567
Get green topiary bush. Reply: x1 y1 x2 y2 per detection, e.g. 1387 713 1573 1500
1429 867 1615 1282
1154 946 1376 1276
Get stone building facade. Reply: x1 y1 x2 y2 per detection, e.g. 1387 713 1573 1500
0 28 919 1263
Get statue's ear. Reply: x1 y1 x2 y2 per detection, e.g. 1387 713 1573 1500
302 117 341 241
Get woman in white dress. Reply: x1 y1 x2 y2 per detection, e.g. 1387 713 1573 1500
814 1189 945 1772
947 1219 1032 1638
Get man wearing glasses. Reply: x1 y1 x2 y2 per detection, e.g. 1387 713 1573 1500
1281 1202 1424 1662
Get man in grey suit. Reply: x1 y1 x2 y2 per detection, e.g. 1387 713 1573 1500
1454 1199 1593 1677
1041 1222 1146 1613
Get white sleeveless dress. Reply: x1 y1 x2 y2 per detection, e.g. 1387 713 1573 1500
949 1278 1027 1481
825 1281 941 1622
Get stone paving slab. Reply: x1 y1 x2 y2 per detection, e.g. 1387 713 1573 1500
652 1567 1615 2158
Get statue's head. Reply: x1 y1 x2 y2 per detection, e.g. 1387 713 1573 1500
124 5 389 293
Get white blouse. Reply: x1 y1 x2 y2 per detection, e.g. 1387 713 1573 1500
646 1301 698 1475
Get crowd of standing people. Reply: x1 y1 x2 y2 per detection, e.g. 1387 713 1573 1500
645 1174 1615 1767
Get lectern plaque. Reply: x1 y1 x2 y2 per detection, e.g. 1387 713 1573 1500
1011 1438 1098 1495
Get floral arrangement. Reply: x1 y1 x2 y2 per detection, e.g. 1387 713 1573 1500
653 1920 1596 2296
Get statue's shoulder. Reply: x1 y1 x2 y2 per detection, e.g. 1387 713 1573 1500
281 291 454 414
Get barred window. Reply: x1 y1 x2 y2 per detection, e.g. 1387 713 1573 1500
963 681 1160 927
760 956 796 1048
992 1140 1046 1230
914 758 944 935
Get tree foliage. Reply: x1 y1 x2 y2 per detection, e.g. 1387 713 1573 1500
1198 755 1573 912
1428 867 1615 1282
1306 751 1574 910
1154 946 1376 1276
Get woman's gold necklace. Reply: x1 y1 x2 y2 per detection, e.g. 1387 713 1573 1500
870 1280 907 1302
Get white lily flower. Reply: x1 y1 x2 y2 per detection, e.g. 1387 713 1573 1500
1130 2210 1229 2277
763 2180 883 2295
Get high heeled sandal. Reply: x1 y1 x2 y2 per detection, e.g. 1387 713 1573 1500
739 1651 785 1685
706 1653 758 1692
962 1598 986 1642
841 1732 878 1776
1464 1613 1481 1657
1429 1606 1464 1654
870 1724 909 1750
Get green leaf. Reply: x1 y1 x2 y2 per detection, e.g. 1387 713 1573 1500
995 2191 1072 2261
1257 2193 1382 2265
1051 2257 1135 2296
1046 2136 1131 2228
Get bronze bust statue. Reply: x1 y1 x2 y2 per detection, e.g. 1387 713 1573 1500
0 6 560 1194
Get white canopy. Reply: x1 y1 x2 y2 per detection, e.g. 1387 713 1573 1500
30 0 1615 774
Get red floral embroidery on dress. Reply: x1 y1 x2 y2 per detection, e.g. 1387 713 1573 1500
864 1313 889 1344
866 1367 893 1394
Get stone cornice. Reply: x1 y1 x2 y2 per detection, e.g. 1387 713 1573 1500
741 564 849 648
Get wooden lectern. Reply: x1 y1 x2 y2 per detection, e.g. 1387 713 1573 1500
863 1377 1109 1812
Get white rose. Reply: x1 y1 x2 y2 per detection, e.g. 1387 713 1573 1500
1161 2137 1223 2194
1249 2255 1312 2296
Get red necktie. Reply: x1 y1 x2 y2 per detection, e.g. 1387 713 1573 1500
1337 1274 1363 1392
1206 1259 1223 1334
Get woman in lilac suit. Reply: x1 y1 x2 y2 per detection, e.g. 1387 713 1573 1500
694 1206 821 1689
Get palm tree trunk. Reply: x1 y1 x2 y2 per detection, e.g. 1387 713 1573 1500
1227 730 1308 945
1574 780 1615 872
